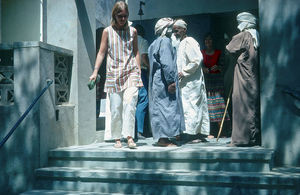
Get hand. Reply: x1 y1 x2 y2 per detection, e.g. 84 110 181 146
89 73 97 82
168 83 176 94
203 67 209 74
210 65 219 71
178 72 185 80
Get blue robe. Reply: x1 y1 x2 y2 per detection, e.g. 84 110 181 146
148 36 185 140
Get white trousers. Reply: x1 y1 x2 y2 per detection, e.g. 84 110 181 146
104 87 138 140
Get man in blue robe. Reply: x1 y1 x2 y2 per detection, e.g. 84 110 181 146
148 18 185 147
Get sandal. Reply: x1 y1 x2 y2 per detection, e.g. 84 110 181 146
127 138 136 149
156 142 177 147
114 140 122 148
175 135 182 141
227 143 237 147
188 139 202 144
156 138 177 147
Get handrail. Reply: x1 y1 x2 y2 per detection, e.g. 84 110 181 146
0 79 53 148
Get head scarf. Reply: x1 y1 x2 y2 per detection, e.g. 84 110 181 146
155 18 174 36
173 19 187 29
237 12 260 49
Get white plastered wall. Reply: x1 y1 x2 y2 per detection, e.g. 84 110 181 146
1 0 40 42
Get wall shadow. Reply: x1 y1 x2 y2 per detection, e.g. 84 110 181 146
260 0 300 166
75 0 95 69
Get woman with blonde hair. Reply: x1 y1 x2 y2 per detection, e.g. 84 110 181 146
90 1 142 148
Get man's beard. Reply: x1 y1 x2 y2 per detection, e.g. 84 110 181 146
171 33 180 49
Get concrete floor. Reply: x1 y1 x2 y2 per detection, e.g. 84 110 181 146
56 137 268 153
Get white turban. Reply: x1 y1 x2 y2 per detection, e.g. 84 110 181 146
174 19 187 29
237 12 256 31
236 12 260 49
155 18 174 36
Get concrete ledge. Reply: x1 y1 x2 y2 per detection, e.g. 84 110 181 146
21 189 126 195
0 42 73 56
34 167 300 195
35 167 300 185
47 140 274 172
48 140 274 161
49 147 274 160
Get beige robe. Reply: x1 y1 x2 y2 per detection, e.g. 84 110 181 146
226 31 260 146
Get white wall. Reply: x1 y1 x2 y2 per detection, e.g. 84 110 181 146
128 0 258 20
2 0 40 42
96 0 115 29
47 0 97 145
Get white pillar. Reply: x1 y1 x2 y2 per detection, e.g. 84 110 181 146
47 0 98 145
40 0 43 41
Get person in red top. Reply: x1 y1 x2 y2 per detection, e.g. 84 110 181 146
201 33 230 138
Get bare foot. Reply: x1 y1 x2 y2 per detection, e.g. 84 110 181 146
127 137 137 149
114 139 122 148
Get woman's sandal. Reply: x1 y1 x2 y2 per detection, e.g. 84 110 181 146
114 140 122 148
127 138 137 149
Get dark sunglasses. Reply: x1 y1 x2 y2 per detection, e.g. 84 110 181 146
117 14 128 19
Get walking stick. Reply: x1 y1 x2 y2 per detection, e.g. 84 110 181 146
216 86 232 142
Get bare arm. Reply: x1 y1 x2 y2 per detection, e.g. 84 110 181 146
141 53 149 69
132 29 141 73
89 28 108 81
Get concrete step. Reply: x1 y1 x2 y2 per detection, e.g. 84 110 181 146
21 189 131 195
95 130 105 143
34 167 300 195
48 139 274 172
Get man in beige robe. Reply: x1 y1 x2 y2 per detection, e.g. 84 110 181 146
226 12 260 146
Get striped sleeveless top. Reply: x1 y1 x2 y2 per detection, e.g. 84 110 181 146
105 25 142 93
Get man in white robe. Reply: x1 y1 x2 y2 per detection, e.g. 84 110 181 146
173 19 210 139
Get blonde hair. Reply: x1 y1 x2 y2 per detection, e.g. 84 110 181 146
111 1 129 28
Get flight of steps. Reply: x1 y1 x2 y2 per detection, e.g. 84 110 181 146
21 139 300 195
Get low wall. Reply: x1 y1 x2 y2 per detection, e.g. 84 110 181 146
0 42 74 194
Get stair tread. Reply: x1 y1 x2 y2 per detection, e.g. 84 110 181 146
21 189 133 195
35 166 300 185
30 139 298 194
48 139 274 160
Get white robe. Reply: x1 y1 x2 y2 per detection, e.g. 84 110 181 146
176 37 210 135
